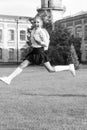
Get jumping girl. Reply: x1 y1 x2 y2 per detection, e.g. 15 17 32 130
0 16 75 85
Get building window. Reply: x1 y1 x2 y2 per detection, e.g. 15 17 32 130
75 20 82 25
8 29 15 41
84 25 87 40
0 48 2 59
0 29 3 42
9 48 14 60
20 30 26 41
85 50 87 59
67 27 73 35
75 26 82 38
84 19 87 24
48 0 50 7
66 22 73 27
20 48 26 60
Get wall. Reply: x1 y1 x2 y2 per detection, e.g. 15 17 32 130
0 15 31 63
57 14 87 62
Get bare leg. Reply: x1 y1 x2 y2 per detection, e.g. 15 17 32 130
44 62 76 76
44 62 55 72
0 60 30 85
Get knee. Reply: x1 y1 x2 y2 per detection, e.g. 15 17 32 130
46 67 55 73
20 60 29 69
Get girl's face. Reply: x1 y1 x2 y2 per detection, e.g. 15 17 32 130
34 17 43 28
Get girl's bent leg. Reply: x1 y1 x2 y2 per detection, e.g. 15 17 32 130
44 62 75 76
54 64 76 76
44 62 56 72
0 60 30 85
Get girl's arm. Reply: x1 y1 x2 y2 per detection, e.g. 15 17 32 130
34 29 49 47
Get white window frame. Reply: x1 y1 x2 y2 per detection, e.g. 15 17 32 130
8 29 15 42
20 30 26 42
20 48 26 60
0 48 2 59
0 28 3 43
75 26 82 38
9 48 14 60
67 27 73 36
84 25 87 40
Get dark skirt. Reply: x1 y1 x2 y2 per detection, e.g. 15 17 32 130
24 47 49 65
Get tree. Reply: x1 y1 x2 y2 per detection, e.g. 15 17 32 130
48 24 81 69
48 24 71 64
70 44 80 70
70 36 82 63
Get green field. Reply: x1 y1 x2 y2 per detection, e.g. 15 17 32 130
0 66 87 130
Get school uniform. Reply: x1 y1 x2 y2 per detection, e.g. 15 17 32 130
25 27 50 65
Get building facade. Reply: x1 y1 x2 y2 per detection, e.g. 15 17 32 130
57 12 87 62
0 15 31 64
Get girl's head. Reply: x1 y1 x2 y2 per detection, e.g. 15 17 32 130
34 16 43 28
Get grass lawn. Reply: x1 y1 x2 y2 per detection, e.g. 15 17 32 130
0 66 87 130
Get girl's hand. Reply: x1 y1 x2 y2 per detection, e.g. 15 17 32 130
34 36 46 47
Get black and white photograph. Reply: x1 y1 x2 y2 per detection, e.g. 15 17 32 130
0 0 86 129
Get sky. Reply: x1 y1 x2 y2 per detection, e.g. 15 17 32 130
63 0 87 17
0 0 87 17
0 0 41 17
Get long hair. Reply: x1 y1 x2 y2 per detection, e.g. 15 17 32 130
35 14 48 26
34 14 52 33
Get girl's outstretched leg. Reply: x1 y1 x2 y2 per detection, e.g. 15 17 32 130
0 60 30 85
54 64 76 76
44 62 75 76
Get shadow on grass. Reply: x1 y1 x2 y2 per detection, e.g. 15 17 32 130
20 92 87 97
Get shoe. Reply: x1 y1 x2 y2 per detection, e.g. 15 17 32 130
69 64 76 77
0 76 11 85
